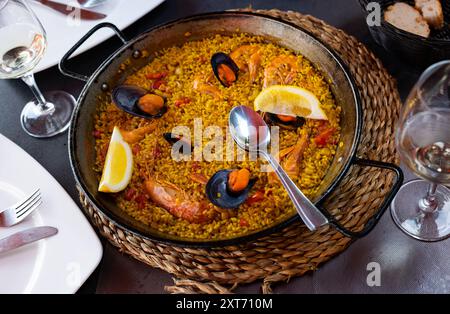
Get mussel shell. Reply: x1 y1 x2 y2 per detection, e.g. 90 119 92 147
206 170 256 209
111 84 167 119
163 132 192 155
263 112 306 130
211 52 239 87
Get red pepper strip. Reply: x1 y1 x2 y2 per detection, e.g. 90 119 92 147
152 79 164 89
132 144 141 155
245 190 265 205
92 130 102 139
191 162 200 171
124 188 136 201
239 218 249 227
136 194 147 209
146 72 168 80
314 127 335 147
174 97 191 107
153 145 162 158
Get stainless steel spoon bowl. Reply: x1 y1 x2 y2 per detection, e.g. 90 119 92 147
229 105 329 231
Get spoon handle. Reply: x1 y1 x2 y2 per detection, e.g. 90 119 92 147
262 151 329 231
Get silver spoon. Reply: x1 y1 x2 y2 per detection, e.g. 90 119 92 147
229 106 329 231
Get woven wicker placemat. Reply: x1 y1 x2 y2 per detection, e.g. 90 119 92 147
78 9 401 294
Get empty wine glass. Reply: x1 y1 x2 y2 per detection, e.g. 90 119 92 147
0 0 75 138
391 60 450 241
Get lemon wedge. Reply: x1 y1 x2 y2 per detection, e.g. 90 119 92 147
254 85 328 120
98 126 133 193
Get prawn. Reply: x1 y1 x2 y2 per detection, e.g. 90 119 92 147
268 132 309 183
230 45 261 82
263 55 299 88
193 76 222 99
120 122 157 144
144 177 214 224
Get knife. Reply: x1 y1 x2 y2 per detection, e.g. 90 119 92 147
0 226 58 254
33 0 107 20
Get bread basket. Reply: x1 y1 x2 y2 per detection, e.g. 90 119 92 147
359 0 450 66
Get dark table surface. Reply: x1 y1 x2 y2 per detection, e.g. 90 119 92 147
0 0 449 294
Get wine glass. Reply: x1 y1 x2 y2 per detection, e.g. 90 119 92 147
0 0 75 138
391 60 450 241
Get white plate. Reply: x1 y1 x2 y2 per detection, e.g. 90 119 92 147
0 133 102 294
31 0 165 73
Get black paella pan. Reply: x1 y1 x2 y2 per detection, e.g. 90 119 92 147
59 12 403 247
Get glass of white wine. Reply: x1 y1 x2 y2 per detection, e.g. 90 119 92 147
0 0 75 137
391 60 450 241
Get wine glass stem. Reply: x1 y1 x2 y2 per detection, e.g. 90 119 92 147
419 183 438 213
21 72 54 112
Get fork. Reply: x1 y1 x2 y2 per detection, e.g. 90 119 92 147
0 189 42 227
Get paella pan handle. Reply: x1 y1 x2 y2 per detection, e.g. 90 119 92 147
59 22 128 82
327 157 404 238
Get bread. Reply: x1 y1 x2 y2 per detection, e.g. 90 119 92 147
415 0 444 29
384 2 431 37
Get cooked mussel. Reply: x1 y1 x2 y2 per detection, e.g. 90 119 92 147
163 132 192 155
112 84 167 119
211 52 239 87
262 112 306 130
206 169 256 209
